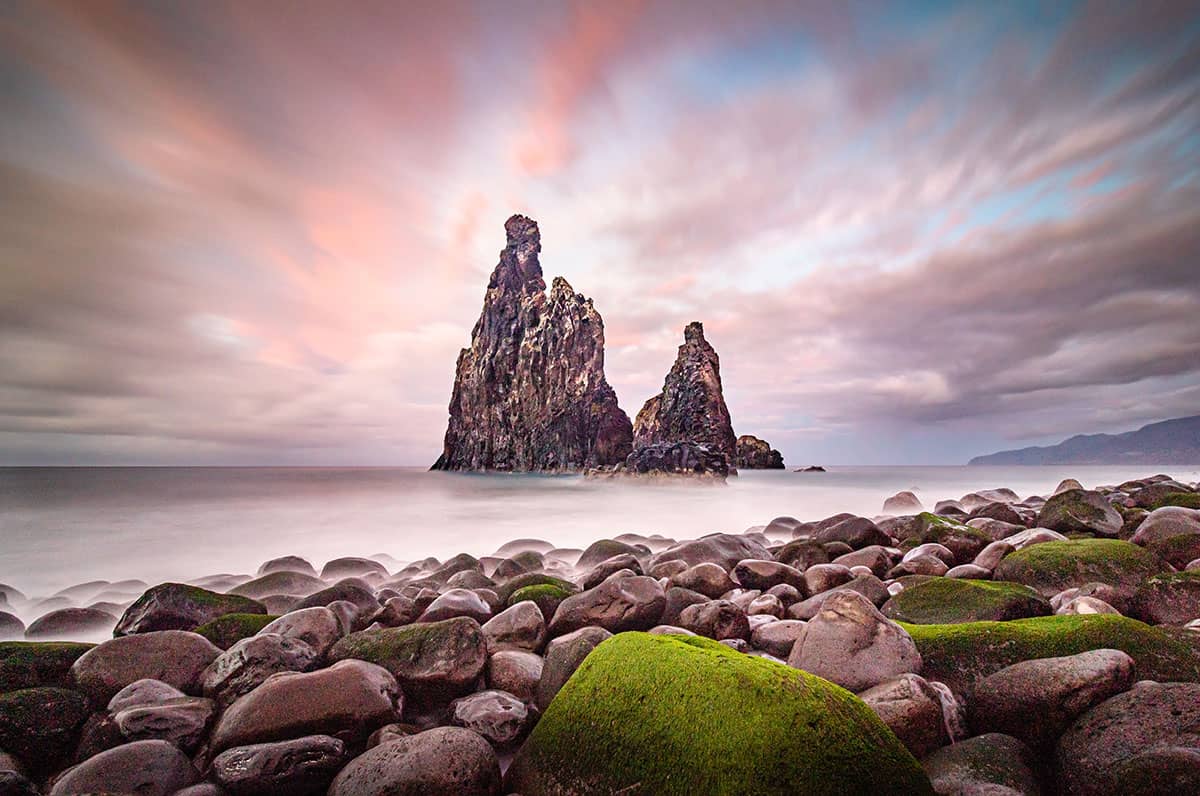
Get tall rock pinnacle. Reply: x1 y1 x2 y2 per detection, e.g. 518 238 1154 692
632 321 737 463
432 215 633 471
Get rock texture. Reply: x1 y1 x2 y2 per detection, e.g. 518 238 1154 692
733 434 784 469
632 322 737 463
432 215 632 471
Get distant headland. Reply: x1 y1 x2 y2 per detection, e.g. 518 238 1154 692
970 415 1200 466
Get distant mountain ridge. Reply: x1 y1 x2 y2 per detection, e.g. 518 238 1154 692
969 414 1200 465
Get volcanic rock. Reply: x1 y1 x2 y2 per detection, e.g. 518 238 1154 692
432 215 632 471
732 435 784 469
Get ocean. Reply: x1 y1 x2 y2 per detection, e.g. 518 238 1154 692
3 464 1197 611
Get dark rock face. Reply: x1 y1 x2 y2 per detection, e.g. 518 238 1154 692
733 434 784 469
432 215 632 472
621 441 731 478
633 322 737 463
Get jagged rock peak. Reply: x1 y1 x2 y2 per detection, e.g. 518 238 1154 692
633 321 737 463
432 215 633 472
489 214 544 292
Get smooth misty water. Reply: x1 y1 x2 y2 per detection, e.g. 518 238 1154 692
2 465 1198 613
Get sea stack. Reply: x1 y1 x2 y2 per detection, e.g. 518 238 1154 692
432 215 633 471
632 322 737 463
733 434 785 469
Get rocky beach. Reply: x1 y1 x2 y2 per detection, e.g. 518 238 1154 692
1 472 1199 794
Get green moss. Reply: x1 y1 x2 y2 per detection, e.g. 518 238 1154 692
507 632 933 795
494 572 578 604
882 579 1050 624
992 539 1165 597
902 614 1200 697
508 583 574 618
1146 534 1200 569
194 613 278 650
1151 492 1200 510
0 687 90 773
0 641 94 694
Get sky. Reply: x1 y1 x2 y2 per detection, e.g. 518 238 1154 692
0 0 1198 466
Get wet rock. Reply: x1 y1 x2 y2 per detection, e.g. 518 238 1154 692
257 555 318 577
788 575 891 619
229 571 325 600
580 554 642 589
750 619 806 658
107 678 185 713
49 739 199 795
1057 681 1200 796
747 593 784 617
202 633 319 705
0 770 37 796
974 540 1016 570
327 617 486 708
883 491 924 514
733 434 784 469
613 441 731 479
1038 489 1123 537
833 546 893 578
1129 506 1200 545
1057 595 1120 615
486 650 542 702
329 726 501 796
432 215 632 472
788 590 922 692
992 539 1167 611
291 579 379 620
648 533 772 571
0 687 89 775
114 583 265 636
321 557 388 580
887 554 950 579
209 659 401 753
881 578 1051 624
803 563 853 595
193 613 277 650
775 538 831 569
970 649 1135 754
668 563 735 598
480 601 545 653
1131 571 1200 625
859 673 948 759
921 733 1042 796
0 614 24 642
112 695 214 751
260 607 343 656
547 575 665 636
492 550 545 580
813 516 890 549
24 608 113 639
451 689 529 748
632 321 737 464
210 734 346 796
71 631 221 706
534 626 611 712
417 589 492 624
731 559 806 592
677 600 750 640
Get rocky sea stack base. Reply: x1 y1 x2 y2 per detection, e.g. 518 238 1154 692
3 473 1200 794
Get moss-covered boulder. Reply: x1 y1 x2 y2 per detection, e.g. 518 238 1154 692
991 539 1167 609
328 617 486 707
0 687 90 774
881 579 1050 624
508 583 573 619
1037 488 1122 536
115 583 266 635
0 641 94 694
194 613 279 650
494 572 579 605
1145 533 1200 570
909 514 991 562
902 614 1200 697
506 632 933 795
1131 571 1200 626
1150 491 1200 510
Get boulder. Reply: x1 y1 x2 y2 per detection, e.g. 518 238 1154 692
107 678 185 712
881 578 1050 624
883 491 924 514
24 608 113 639
417 589 492 624
506 632 933 794
648 533 772 571
580 554 642 589
969 648 1135 753
260 607 343 655
193 613 277 650
921 733 1042 796
547 575 665 636
859 674 949 759
327 617 487 707
480 601 546 653
329 726 501 795
0 641 93 694
787 590 922 692
115 583 265 636
486 650 543 702
211 735 346 796
1057 681 1200 796
534 626 611 712
992 539 1167 610
614 441 731 478
677 600 750 640
1037 489 1122 536
290 579 379 619
903 614 1200 698
1129 506 1200 545
0 613 24 642
813 516 890 549
731 559 806 592
431 215 632 472
733 434 784 469
48 740 199 795
0 687 89 774
451 689 529 748
1131 571 1200 625
257 555 318 577
321 557 389 580
209 659 401 753
70 631 220 706
576 539 644 571
202 633 319 705
112 695 214 751
750 619 806 658
668 563 735 599
229 571 326 600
